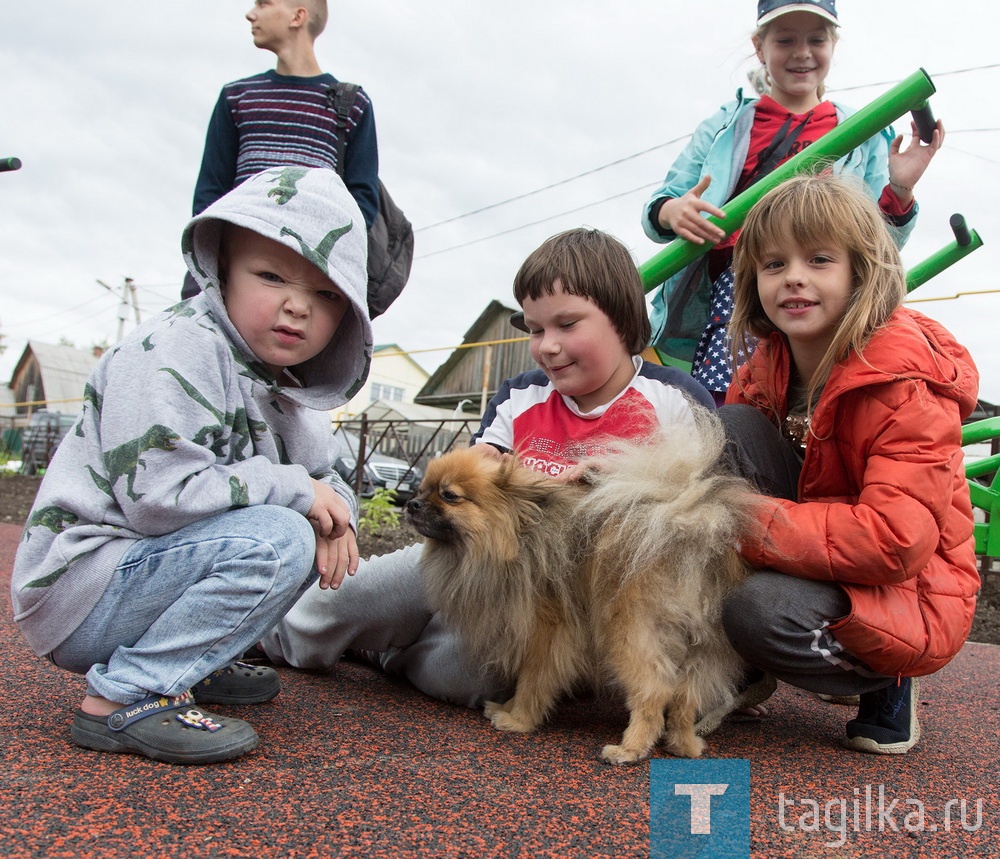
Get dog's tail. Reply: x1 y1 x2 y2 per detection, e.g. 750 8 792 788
576 408 758 590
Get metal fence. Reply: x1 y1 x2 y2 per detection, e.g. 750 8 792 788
335 415 480 472
1 411 78 474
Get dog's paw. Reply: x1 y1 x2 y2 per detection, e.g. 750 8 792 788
483 700 504 720
484 700 536 733
665 732 707 759
600 743 650 766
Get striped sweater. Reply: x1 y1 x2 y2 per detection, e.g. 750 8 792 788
193 70 379 227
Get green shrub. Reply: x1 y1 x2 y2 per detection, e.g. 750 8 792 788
358 488 400 535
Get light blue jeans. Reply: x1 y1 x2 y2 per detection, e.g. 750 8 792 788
51 506 317 705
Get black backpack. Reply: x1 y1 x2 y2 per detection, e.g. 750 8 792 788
331 83 414 319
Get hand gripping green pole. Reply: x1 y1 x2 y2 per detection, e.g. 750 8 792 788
638 68 936 291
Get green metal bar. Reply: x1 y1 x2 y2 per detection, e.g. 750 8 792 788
639 68 936 291
906 233 984 293
962 416 1000 447
651 220 986 372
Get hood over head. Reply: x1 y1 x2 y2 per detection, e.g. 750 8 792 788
181 166 373 409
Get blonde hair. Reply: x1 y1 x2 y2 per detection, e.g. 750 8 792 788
751 18 839 100
730 173 906 409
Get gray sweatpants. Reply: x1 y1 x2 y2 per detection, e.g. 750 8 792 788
259 543 508 708
718 405 895 696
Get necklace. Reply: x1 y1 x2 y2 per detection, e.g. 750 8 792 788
783 413 811 451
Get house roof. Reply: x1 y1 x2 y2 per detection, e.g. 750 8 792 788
11 341 100 415
372 343 430 378
415 300 531 407
359 399 463 422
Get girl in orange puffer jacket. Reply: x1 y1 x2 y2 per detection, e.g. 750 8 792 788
717 172 980 755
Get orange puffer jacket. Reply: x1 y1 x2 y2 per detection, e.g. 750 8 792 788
727 308 980 677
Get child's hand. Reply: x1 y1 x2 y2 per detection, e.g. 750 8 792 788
315 529 359 590
553 462 587 484
308 479 351 539
887 119 946 205
658 175 727 245
471 443 504 461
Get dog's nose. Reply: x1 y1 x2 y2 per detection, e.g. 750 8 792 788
405 498 422 514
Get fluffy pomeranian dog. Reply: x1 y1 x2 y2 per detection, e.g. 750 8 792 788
405 410 762 763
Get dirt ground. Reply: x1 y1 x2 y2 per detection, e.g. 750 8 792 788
3 472 998 645
1 474 43 527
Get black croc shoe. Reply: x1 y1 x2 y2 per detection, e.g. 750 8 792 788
71 691 259 765
192 661 281 705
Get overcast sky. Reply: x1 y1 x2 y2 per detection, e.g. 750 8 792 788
2 1 998 400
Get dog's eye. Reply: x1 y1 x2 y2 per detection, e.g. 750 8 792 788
440 490 462 504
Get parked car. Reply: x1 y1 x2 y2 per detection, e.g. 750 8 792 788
333 429 422 503
20 410 77 475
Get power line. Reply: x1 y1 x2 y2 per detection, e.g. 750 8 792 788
415 62 1000 238
416 122 1000 261
1 292 116 330
416 120 1000 261
907 287 1000 304
415 135 690 233
944 143 1000 167
415 183 658 260
829 63 1000 94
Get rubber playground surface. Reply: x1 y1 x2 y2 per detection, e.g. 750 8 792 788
1 520 996 858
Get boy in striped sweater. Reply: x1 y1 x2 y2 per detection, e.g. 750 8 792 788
187 0 378 297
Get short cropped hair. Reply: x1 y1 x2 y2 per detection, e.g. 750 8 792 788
513 228 652 355
302 0 327 38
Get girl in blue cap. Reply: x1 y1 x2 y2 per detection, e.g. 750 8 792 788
641 0 944 404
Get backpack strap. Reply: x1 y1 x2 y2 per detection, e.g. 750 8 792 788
735 110 814 196
329 82 361 178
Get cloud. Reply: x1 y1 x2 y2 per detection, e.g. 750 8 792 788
1 0 998 400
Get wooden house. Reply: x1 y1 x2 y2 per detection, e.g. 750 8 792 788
415 300 533 414
8 341 100 420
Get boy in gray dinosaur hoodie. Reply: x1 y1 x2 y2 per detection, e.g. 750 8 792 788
11 166 372 765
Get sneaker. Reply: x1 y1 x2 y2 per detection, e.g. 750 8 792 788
191 661 280 705
346 647 404 675
239 643 273 665
345 649 386 669
816 692 861 706
844 678 920 755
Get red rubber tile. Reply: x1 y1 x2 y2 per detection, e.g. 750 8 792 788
1 522 996 857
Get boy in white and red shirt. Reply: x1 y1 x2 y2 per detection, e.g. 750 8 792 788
260 228 713 706
475 230 712 478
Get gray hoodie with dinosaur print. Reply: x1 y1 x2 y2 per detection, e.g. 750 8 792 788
11 167 373 656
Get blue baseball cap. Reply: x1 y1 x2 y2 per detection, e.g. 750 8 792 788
757 0 838 26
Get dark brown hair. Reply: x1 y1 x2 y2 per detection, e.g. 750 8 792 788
512 228 651 355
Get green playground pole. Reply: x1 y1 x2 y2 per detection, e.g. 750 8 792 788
905 226 984 293
639 68 936 291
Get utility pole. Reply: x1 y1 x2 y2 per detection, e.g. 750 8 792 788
97 277 141 342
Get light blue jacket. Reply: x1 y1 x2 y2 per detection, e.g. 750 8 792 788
642 90 916 363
